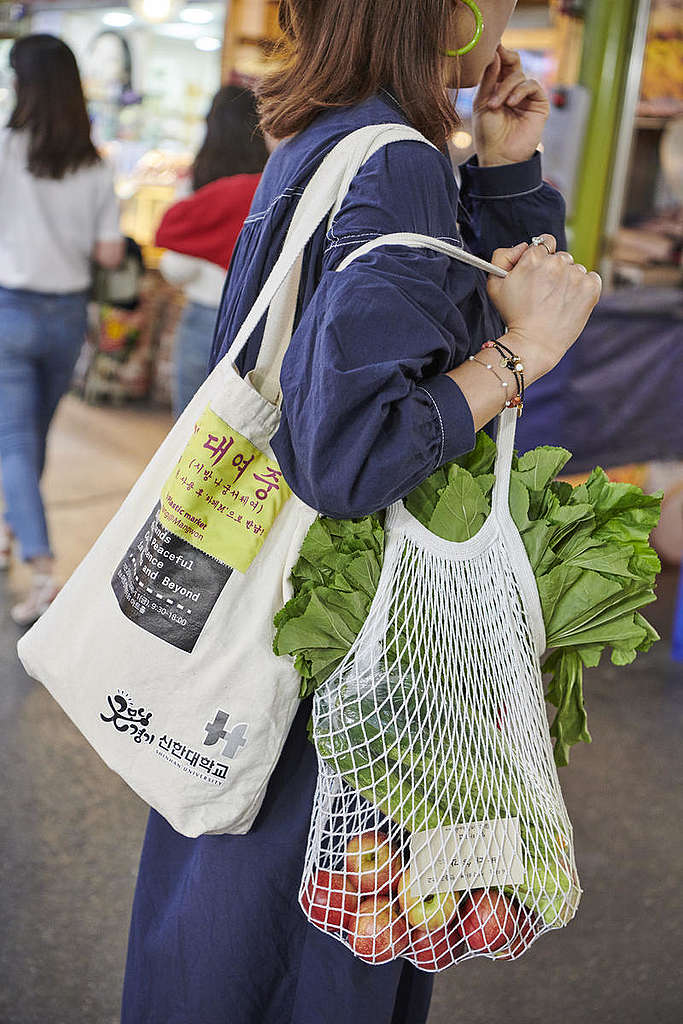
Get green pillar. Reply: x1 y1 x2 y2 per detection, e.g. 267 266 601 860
569 0 639 270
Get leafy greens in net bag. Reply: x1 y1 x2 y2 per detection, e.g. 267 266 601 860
274 431 662 766
274 424 661 969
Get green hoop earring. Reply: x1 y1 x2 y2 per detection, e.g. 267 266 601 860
445 0 484 57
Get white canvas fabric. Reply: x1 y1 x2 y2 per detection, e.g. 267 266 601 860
17 123 433 838
299 243 581 966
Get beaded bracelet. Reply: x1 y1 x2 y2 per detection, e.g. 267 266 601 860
482 338 525 415
468 342 525 416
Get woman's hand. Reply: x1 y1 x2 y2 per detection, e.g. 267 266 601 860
446 237 600 433
472 45 549 166
94 238 124 269
486 238 602 383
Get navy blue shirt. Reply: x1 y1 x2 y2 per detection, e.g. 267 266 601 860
210 92 566 518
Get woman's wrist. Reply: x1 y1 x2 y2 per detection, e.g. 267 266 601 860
477 151 535 168
503 329 551 387
447 332 524 433
467 349 519 396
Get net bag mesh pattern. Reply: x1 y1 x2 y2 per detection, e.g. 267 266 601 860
299 410 581 971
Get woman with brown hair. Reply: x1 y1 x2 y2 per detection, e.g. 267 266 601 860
122 3 600 1022
0 34 123 624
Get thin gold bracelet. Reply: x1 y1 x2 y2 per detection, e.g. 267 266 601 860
468 354 518 394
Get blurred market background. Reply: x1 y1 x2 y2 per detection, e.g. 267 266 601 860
0 1 682 1022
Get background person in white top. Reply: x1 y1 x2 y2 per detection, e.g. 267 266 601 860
0 34 124 626
157 86 268 418
158 256 227 418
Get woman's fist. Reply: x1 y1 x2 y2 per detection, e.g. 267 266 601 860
487 239 602 384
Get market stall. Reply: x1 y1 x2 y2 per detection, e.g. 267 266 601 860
514 0 683 566
24 2 226 244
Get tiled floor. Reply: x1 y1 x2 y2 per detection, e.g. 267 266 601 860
1 396 681 1024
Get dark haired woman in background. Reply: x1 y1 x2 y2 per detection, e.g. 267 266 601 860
156 86 268 417
123 3 601 1022
85 29 135 105
0 34 123 625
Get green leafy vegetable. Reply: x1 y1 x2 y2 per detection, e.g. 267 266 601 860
428 465 490 541
273 516 384 697
514 446 572 491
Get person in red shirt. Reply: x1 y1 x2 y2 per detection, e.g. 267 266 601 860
156 86 267 417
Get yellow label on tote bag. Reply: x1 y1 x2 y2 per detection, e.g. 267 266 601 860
160 406 292 573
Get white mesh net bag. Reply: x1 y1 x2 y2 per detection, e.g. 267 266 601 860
299 407 581 970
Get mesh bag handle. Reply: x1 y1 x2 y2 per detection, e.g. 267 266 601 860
336 232 546 653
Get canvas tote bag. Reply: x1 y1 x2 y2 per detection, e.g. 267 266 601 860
18 123 434 838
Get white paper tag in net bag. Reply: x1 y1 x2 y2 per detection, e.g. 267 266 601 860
409 819 525 894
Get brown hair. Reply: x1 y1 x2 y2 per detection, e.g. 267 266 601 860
9 34 99 179
192 86 268 192
258 0 460 150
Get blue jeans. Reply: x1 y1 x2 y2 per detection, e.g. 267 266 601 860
0 286 87 560
174 300 218 419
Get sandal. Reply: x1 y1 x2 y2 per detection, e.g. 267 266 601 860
0 522 11 571
11 573 60 627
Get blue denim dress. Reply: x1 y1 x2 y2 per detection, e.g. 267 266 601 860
122 92 566 1024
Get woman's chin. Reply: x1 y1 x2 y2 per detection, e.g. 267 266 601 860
455 48 500 91
447 65 484 90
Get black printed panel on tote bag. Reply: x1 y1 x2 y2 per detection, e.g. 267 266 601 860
111 503 232 653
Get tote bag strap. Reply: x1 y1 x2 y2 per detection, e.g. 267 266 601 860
494 406 546 653
227 124 436 404
491 405 517 513
250 252 303 405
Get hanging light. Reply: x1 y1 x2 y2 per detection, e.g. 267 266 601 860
195 36 222 51
180 7 214 24
451 130 473 149
102 12 135 28
130 0 183 23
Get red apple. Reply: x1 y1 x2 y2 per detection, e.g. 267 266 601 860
409 923 464 971
460 889 518 953
345 830 402 896
396 867 457 931
347 896 409 963
301 869 358 933
494 908 539 961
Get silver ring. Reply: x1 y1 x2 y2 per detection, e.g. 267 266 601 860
531 235 552 256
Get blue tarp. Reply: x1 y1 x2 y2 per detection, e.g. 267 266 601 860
515 286 683 471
